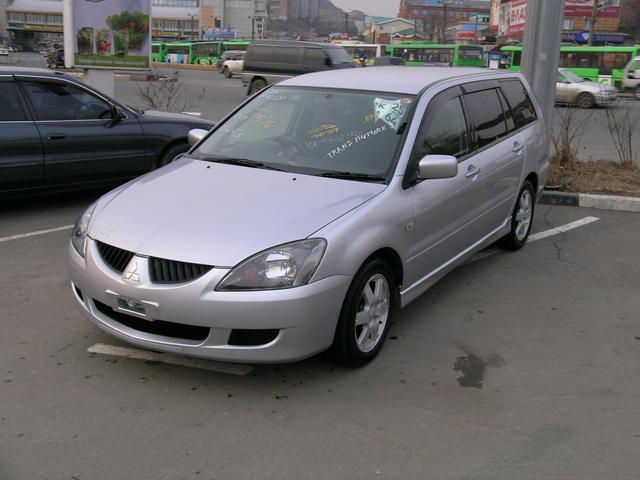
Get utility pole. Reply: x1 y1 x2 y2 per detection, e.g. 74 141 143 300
588 0 598 45
521 0 565 151
344 12 349 37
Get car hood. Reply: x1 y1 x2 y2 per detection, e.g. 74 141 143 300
89 158 386 267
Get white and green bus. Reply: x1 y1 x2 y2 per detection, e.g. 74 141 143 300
501 45 640 89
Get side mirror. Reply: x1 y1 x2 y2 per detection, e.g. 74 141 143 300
418 155 458 180
188 128 208 147
110 105 126 121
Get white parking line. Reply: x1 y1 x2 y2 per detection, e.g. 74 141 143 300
527 216 600 242
465 216 600 265
87 343 254 376
0 224 73 243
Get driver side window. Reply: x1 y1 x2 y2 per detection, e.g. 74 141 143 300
416 96 469 159
20 80 112 121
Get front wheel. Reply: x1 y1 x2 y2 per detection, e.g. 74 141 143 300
498 180 535 251
157 142 189 168
249 78 267 95
224 67 232 78
576 92 595 109
330 259 395 367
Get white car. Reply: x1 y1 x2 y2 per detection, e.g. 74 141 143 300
221 58 244 78
0 47 9 57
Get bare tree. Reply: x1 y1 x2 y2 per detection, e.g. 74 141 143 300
604 100 639 169
134 68 205 113
551 106 592 166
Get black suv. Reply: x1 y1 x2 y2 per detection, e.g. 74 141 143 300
241 40 355 95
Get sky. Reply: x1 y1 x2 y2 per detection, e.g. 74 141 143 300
331 0 399 17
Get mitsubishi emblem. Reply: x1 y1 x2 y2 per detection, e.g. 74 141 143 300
123 261 140 283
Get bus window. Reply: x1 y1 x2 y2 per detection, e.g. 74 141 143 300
459 47 482 60
599 52 631 75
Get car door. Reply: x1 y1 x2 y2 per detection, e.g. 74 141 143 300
0 76 44 190
556 71 571 103
406 86 490 286
17 76 147 186
460 83 525 232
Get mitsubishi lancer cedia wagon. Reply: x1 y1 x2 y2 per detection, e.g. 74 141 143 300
69 67 548 367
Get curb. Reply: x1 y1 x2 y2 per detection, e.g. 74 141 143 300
540 190 640 213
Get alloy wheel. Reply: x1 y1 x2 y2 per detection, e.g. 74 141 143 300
354 274 390 353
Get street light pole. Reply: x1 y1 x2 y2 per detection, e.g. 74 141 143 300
248 16 255 40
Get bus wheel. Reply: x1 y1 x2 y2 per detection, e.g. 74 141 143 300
576 92 595 109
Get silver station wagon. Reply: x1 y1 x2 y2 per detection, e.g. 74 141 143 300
69 67 548 367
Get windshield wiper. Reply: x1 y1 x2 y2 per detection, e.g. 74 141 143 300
207 157 286 172
318 171 386 182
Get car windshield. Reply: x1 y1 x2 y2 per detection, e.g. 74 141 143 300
327 48 355 65
191 86 415 180
559 70 585 83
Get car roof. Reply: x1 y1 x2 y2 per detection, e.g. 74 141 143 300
0 66 71 78
279 66 513 95
249 40 343 48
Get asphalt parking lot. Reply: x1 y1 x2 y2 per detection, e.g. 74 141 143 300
1 191 639 479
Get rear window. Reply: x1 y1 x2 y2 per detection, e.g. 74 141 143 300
0 81 27 122
500 80 537 128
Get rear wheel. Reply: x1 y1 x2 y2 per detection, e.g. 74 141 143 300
249 78 267 95
330 258 395 367
576 92 595 109
157 142 189 168
498 180 535 251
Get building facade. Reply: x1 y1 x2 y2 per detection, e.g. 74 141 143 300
489 0 633 44
398 0 491 42
0 0 267 49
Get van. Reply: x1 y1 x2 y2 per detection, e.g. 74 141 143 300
241 40 355 95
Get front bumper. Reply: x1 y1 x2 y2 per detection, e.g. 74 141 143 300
69 239 352 363
595 91 618 105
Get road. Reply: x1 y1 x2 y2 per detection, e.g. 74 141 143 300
5 52 640 164
1 193 640 479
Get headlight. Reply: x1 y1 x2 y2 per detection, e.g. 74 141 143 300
71 202 97 258
216 239 327 291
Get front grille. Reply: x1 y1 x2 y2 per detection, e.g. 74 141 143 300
149 257 213 284
96 241 135 274
93 299 210 342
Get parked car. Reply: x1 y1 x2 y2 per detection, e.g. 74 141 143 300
242 40 355 95
69 67 548 367
0 67 214 193
216 50 244 72
0 47 9 57
556 68 617 108
373 56 406 66
45 48 65 69
221 51 245 78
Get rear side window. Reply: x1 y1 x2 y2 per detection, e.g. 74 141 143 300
270 47 300 64
463 89 508 149
304 48 327 67
500 80 537 128
0 81 27 121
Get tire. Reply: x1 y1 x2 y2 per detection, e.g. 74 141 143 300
157 142 189 168
249 78 267 95
330 258 396 367
576 92 595 109
498 180 535 251
224 67 232 78
634 86 640 101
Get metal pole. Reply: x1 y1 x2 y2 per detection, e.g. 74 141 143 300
252 17 255 40
345 13 349 36
521 0 565 147
588 0 598 46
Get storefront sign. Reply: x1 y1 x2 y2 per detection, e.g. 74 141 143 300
73 0 151 69
565 0 620 17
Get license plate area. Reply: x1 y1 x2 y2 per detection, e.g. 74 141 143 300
116 297 148 319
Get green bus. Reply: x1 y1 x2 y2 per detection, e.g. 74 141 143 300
163 40 251 65
385 43 484 67
500 45 640 87
151 42 166 62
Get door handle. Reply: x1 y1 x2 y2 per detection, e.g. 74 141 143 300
465 164 480 178
47 134 66 140
513 141 524 154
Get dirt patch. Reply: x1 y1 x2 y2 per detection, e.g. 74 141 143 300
548 159 640 197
